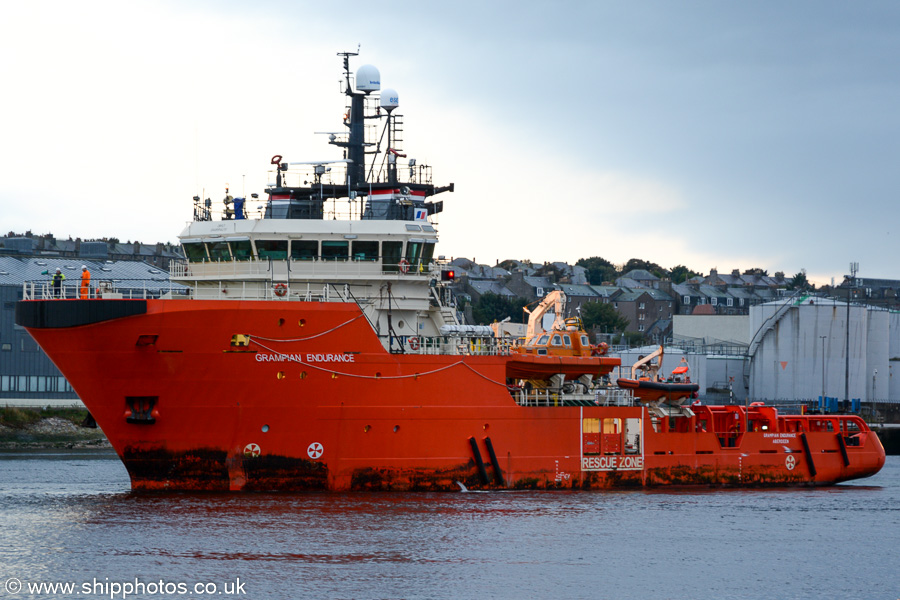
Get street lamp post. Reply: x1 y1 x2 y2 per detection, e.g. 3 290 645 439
872 369 878 419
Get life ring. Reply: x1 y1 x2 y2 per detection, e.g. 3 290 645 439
408 336 419 350
273 283 288 297
270 155 283 165
399 259 410 274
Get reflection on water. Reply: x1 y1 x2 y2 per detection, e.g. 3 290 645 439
1 450 898 599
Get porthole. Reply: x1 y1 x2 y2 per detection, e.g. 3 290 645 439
277 371 285 380
262 424 270 433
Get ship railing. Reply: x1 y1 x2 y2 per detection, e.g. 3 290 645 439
381 334 516 356
512 387 636 408
171 257 440 280
176 281 398 303
22 279 189 301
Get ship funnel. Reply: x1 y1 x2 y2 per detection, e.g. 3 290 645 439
356 64 380 92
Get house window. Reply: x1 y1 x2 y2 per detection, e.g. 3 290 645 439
639 302 645 309
711 298 718 306
727 298 733 307
639 313 645 321
739 298 745 306
683 296 690 304
638 325 645 332
698 298 706 305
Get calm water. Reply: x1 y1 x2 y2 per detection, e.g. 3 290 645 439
1 450 898 600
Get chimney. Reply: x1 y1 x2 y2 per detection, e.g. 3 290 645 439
658 279 673 295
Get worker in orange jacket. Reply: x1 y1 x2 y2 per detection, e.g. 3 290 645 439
79 265 91 299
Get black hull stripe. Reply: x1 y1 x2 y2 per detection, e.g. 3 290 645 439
15 299 148 329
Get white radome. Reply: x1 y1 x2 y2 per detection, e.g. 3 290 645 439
355 64 380 92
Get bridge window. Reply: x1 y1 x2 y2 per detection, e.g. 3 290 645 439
405 239 424 265
207 240 231 261
291 240 318 260
256 240 287 260
563 334 572 347
182 242 208 263
382 241 403 272
422 240 436 264
322 240 349 261
551 335 562 346
228 238 252 261
352 241 379 261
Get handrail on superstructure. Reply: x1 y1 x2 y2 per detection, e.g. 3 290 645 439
22 279 188 301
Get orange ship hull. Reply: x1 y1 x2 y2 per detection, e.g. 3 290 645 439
17 299 886 491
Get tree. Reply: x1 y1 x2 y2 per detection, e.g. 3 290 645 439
743 267 769 276
471 293 528 325
534 262 563 283
788 270 811 291
670 265 700 284
498 259 526 271
580 301 629 333
576 256 618 285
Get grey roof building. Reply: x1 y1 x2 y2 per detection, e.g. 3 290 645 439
1 234 183 270
616 269 661 289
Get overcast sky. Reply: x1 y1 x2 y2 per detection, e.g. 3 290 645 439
3 1 898 285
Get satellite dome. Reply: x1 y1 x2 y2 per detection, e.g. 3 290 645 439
356 65 380 92
380 88 399 112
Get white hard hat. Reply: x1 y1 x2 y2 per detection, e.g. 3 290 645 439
81 265 87 270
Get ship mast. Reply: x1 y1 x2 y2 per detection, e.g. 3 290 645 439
335 50 370 190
